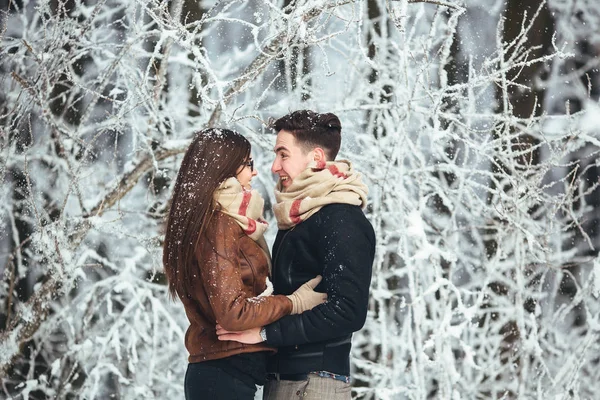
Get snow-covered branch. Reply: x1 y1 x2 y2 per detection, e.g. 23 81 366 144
1 0 599 398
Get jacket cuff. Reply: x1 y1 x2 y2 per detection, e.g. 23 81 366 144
264 322 282 346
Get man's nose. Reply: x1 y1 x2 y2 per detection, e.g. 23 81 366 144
271 158 280 174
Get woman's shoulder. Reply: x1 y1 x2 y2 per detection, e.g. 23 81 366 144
207 210 244 235
197 211 244 255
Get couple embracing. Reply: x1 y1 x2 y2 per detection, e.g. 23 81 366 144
163 110 376 399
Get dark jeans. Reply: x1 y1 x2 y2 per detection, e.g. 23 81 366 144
185 362 257 400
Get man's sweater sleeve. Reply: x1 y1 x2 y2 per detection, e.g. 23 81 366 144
264 205 376 347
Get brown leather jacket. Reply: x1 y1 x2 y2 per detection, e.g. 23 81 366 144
181 211 292 363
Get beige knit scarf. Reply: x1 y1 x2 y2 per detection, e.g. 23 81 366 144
273 160 368 230
214 177 273 295
214 177 269 242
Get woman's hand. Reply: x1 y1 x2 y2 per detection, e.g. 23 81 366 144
286 275 327 314
216 325 263 344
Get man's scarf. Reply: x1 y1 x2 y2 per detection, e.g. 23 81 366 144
273 160 368 230
214 177 269 242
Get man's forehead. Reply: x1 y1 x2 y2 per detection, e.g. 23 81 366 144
274 141 290 150
273 131 295 152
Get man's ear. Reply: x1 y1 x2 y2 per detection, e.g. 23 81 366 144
313 147 326 162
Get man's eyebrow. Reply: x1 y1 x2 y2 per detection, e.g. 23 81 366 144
274 145 288 153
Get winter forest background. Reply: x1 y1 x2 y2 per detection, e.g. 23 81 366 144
1 0 600 398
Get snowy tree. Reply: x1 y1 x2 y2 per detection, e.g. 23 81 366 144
1 0 599 398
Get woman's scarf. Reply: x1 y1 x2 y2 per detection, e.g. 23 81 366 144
273 160 368 230
214 177 269 242
214 177 273 293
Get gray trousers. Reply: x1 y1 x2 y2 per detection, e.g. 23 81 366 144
263 375 352 400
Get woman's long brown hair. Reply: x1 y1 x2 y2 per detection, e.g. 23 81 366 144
163 128 251 300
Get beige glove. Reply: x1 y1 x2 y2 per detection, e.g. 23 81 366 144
286 275 328 314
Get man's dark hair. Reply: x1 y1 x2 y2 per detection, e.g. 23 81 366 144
272 110 342 160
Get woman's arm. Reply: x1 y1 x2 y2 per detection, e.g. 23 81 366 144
196 213 293 331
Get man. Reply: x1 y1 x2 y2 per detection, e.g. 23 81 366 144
218 110 376 399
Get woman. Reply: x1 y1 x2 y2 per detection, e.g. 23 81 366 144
163 128 326 400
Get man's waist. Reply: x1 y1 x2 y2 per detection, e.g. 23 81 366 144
266 341 352 377
267 371 350 383
271 337 352 359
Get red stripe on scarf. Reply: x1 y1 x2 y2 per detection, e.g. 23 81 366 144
290 199 303 225
327 165 347 179
238 190 252 216
245 218 257 235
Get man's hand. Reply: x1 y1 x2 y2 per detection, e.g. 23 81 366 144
216 325 263 344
